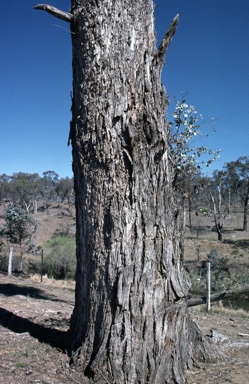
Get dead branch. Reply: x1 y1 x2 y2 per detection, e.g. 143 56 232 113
34 4 73 23
153 14 179 70
188 285 249 307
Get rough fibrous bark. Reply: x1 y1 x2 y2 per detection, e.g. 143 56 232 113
68 2 189 382
34 1 221 383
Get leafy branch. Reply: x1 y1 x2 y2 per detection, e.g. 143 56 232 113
169 97 220 184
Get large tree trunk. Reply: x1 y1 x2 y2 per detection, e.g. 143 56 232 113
35 1 221 382
68 1 220 383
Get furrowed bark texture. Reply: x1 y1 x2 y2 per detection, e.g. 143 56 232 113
68 1 217 382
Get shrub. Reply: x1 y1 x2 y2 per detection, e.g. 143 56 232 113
1 204 37 272
43 235 76 279
199 207 209 216
199 249 230 291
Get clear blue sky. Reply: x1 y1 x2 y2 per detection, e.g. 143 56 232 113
1 0 248 178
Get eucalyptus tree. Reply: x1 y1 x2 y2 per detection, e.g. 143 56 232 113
54 176 74 207
9 172 41 212
41 170 59 209
34 2 220 382
208 170 228 241
169 98 220 238
2 204 36 271
225 156 249 231
169 99 220 189
0 174 11 204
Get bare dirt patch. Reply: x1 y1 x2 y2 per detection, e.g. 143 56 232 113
187 305 249 384
0 274 248 383
0 274 90 384
184 210 249 382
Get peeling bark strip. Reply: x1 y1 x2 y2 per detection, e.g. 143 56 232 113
34 1 221 383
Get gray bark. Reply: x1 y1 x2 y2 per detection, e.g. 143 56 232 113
68 3 190 382
34 1 221 382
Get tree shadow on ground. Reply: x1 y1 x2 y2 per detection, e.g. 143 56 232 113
185 225 212 240
0 283 71 303
223 239 249 249
0 307 68 352
222 228 244 233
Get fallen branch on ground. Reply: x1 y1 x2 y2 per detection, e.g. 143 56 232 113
188 285 249 307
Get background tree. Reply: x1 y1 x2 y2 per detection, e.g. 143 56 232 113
35 2 220 383
181 171 205 232
9 172 41 212
0 171 74 211
225 156 249 231
0 174 11 204
169 98 220 189
54 176 74 208
1 204 36 271
169 98 220 246
208 170 227 241
41 170 59 211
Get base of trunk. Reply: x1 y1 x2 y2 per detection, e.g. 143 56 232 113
69 306 223 384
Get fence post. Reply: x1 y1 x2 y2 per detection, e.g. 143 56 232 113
8 247 13 277
206 261 211 311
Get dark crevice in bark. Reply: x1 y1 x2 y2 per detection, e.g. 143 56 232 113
112 115 121 127
154 141 166 163
142 317 146 339
89 302 105 365
140 233 146 273
146 352 151 383
103 204 114 249
142 113 153 145
121 126 133 203
122 148 133 201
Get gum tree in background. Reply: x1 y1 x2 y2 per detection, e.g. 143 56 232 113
1 205 36 271
34 2 220 382
225 156 249 231
169 98 220 243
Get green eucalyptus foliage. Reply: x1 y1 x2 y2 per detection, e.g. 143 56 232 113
170 98 220 176
2 204 36 245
